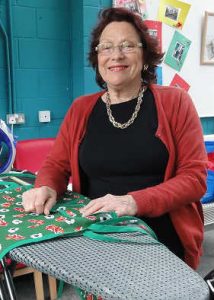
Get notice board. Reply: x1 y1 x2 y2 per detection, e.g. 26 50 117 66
146 0 214 117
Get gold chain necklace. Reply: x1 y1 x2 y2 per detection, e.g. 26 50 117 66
105 86 145 129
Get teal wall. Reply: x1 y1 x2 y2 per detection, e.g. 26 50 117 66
70 0 111 98
0 0 112 140
201 118 214 135
0 0 73 139
0 1 8 120
0 0 213 141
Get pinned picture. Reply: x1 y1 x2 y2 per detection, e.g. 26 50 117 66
170 74 190 91
138 0 148 19
144 20 162 51
157 0 191 29
201 11 214 65
165 5 179 21
113 0 148 19
164 31 191 71
113 0 140 15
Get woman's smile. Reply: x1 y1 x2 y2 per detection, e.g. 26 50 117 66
108 65 129 72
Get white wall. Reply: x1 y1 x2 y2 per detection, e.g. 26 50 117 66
147 0 214 117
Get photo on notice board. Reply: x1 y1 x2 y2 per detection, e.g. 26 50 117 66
144 20 162 51
113 0 148 19
170 73 190 91
113 0 140 14
164 31 191 71
138 0 148 19
157 0 191 29
165 5 179 21
201 11 214 65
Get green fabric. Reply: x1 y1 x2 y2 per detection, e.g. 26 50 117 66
83 216 161 245
0 180 20 191
0 185 160 260
0 177 161 300
0 185 116 260
0 172 35 192
0 172 36 178
57 280 64 299
74 287 103 300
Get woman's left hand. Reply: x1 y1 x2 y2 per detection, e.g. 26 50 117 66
79 194 137 217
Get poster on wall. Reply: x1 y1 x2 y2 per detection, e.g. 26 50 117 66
113 0 148 19
157 0 191 29
164 31 191 71
138 0 148 19
201 11 214 65
144 20 162 51
170 73 190 91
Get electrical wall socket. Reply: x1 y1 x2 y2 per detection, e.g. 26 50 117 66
16 113 25 124
6 113 25 124
38 110 51 123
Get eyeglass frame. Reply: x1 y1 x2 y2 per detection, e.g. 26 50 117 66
95 41 143 55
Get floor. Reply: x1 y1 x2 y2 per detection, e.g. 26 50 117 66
11 224 214 299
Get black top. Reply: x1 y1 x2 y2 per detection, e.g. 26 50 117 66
79 88 184 259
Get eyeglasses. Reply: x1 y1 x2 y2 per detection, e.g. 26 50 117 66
95 41 143 55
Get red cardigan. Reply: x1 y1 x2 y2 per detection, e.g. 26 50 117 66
35 84 207 269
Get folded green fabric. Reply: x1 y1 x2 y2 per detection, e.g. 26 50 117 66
0 176 161 300
0 185 111 260
0 183 161 261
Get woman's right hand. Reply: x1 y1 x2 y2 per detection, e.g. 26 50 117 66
22 186 57 215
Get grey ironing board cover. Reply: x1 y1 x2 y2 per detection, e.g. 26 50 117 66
9 233 210 300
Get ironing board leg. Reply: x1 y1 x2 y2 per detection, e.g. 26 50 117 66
0 258 17 300
0 277 8 300
48 276 57 300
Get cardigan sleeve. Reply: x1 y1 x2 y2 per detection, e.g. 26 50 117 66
128 89 207 217
34 92 103 196
34 105 74 195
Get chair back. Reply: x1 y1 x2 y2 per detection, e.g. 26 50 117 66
14 138 55 173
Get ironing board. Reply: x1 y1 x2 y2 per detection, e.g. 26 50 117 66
9 232 210 300
0 175 210 299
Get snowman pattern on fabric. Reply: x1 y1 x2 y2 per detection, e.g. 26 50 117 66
0 186 114 261
8 228 19 233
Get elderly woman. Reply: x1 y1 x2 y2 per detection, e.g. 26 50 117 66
22 7 207 269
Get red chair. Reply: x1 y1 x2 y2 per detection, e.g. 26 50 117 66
14 138 55 173
12 138 57 300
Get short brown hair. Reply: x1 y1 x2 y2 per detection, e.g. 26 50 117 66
88 7 164 89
